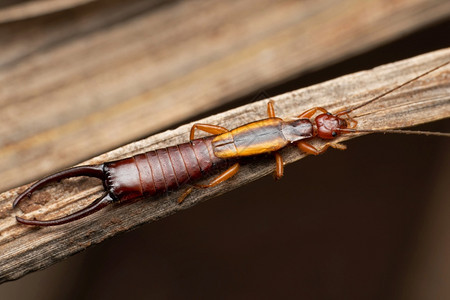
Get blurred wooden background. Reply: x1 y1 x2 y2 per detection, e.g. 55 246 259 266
0 0 449 299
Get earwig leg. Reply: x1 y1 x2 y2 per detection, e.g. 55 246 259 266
190 123 228 140
297 107 329 119
177 163 240 204
274 152 284 179
297 141 347 156
195 163 240 188
267 100 276 118
177 187 194 204
334 107 358 128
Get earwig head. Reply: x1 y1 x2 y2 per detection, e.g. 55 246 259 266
315 113 348 140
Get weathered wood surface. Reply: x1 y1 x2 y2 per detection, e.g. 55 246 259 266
0 49 449 283
1 0 449 191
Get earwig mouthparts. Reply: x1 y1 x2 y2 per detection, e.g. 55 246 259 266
13 165 114 226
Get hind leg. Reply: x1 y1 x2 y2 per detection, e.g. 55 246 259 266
178 163 240 204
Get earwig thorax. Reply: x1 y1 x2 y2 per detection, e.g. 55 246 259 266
281 119 314 143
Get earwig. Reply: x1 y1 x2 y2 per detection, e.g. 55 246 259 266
13 61 450 226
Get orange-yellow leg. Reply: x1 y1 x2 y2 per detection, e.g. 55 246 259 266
177 156 239 204
297 141 347 156
178 163 240 203
178 187 194 204
190 123 228 140
274 152 284 179
266 101 284 179
195 163 240 188
345 113 358 129
334 109 358 129
267 100 276 118
297 107 329 119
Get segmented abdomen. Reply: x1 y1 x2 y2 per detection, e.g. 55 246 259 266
103 136 225 202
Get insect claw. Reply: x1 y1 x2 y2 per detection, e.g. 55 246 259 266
13 165 114 226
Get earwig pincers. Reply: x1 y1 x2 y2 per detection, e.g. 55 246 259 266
13 165 113 226
12 61 450 226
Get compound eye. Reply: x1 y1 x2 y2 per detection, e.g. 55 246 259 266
331 131 337 137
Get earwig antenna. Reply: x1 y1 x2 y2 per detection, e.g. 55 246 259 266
340 128 450 137
336 60 450 116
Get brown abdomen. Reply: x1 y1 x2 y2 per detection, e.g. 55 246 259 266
104 136 225 202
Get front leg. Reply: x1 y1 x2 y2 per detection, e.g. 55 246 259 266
297 141 347 155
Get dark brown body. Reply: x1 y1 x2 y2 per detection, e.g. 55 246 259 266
14 109 323 226
104 117 314 202
104 136 228 202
